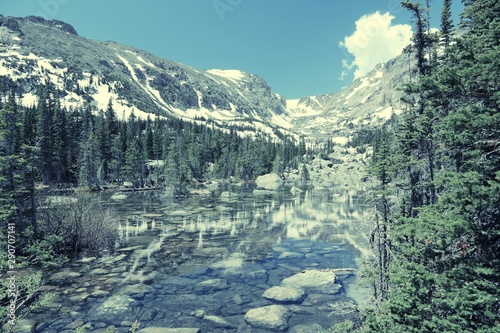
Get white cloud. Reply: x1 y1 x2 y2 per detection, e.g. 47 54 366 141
340 12 413 79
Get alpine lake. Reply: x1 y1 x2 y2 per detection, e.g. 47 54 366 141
30 183 372 333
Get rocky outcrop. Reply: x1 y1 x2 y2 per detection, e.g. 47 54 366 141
244 305 291 331
255 173 283 190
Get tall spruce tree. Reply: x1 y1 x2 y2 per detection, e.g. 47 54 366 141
440 0 454 48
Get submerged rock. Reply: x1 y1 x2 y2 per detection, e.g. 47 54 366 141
194 279 229 294
138 329 200 333
189 188 211 197
244 305 291 331
220 191 238 201
289 323 325 333
255 173 283 190
203 315 237 328
278 251 303 259
290 186 303 195
281 270 342 294
47 271 82 285
5 319 37 333
116 284 155 300
86 294 139 323
253 189 276 196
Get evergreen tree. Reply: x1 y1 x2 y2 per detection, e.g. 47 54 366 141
51 103 69 182
36 86 55 183
77 106 101 188
0 94 23 221
402 1 429 76
440 0 454 48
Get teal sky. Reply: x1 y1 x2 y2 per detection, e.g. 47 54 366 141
2 1 463 99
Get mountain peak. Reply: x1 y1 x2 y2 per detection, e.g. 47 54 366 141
21 16 78 35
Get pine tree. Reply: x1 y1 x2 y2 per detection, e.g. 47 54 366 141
402 1 428 76
77 106 101 188
36 86 55 184
52 103 69 182
0 94 22 221
440 0 454 48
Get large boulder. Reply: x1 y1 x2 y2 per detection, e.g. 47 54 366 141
281 270 342 295
262 286 306 304
255 173 283 190
244 305 291 331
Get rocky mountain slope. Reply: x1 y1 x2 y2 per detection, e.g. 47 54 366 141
0 15 291 138
285 53 411 142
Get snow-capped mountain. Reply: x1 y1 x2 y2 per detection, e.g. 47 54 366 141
0 15 292 138
0 15 412 143
285 53 411 142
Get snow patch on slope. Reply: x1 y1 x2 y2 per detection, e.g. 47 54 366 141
285 99 323 117
115 53 171 112
137 56 155 68
206 69 246 85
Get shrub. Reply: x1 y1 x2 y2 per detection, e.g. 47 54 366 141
38 194 120 257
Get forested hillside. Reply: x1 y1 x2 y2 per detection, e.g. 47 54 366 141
0 79 305 187
357 0 500 332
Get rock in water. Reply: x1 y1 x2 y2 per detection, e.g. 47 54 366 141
281 270 342 294
255 173 283 190
290 186 303 195
289 323 325 333
139 329 200 333
262 286 307 304
244 305 291 331
86 295 138 323
194 279 229 294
